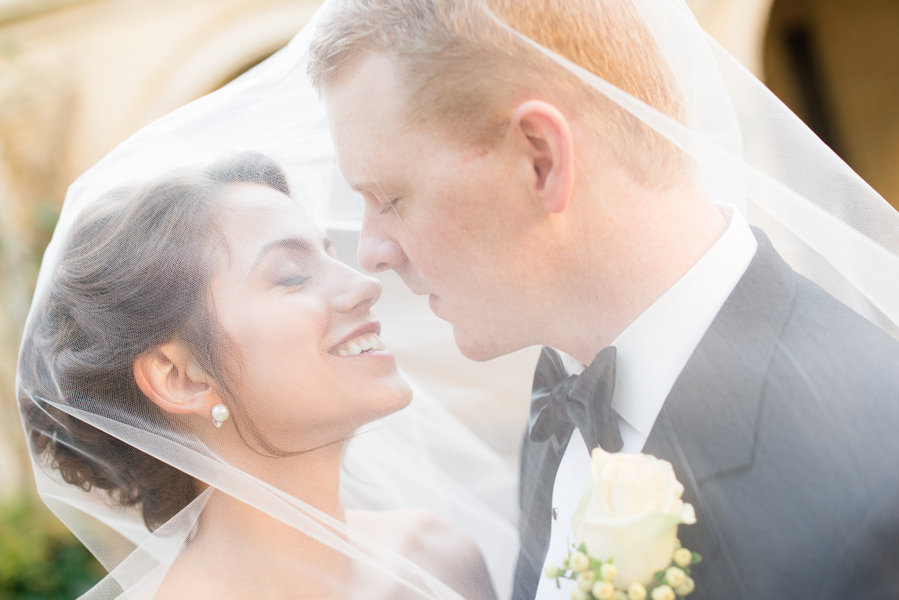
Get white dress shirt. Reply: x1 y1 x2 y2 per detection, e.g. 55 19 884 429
534 205 757 599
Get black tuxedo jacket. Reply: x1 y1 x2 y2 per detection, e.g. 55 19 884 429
513 231 899 599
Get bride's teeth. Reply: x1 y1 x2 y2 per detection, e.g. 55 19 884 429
334 333 384 356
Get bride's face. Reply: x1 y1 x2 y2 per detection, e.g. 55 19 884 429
209 183 411 450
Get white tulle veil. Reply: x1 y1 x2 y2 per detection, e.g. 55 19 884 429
16 0 899 599
17 10 526 599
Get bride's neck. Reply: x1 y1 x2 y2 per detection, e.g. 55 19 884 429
203 445 345 543
201 440 347 530
173 443 352 597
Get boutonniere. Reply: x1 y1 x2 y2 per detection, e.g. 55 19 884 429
544 448 700 600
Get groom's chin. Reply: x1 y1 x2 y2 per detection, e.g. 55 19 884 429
452 327 520 362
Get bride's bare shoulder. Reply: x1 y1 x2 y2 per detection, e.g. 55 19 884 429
151 557 207 599
348 507 474 554
349 508 498 600
151 544 234 600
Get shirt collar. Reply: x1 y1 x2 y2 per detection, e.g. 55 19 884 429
560 204 757 437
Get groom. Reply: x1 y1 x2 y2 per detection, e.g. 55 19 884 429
308 1 899 598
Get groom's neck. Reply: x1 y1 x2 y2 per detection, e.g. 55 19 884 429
548 182 726 364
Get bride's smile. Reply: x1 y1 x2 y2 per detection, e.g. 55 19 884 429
208 182 412 453
328 322 386 356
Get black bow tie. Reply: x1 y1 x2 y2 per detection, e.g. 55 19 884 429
529 346 623 454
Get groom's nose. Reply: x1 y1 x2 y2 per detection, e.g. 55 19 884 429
358 223 406 273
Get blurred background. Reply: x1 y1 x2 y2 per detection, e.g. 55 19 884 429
1 0 897 597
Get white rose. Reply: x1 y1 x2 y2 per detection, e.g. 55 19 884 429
570 448 696 587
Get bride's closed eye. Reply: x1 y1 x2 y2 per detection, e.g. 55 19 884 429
268 256 314 288
277 275 310 287
254 237 329 288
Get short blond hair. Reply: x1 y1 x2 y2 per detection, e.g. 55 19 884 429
308 0 690 186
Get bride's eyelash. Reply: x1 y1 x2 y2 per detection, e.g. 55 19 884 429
278 276 309 287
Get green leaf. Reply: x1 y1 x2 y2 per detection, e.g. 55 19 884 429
0 495 104 598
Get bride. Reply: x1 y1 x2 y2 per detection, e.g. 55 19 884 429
18 151 498 599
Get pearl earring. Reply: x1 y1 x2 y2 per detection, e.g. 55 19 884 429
210 403 230 428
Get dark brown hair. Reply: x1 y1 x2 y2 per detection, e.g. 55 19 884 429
18 152 289 530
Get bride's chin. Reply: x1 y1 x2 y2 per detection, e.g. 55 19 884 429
375 382 414 416
372 384 414 423
395 379 414 409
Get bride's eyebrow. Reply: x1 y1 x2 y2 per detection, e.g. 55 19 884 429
251 238 315 271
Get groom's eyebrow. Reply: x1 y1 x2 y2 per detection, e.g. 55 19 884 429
252 238 315 271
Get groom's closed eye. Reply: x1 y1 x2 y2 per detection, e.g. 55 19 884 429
379 197 404 215
354 184 405 215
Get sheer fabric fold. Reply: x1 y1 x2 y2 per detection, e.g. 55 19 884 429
17 1 899 599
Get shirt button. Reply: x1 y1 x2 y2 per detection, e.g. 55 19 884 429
551 506 559 520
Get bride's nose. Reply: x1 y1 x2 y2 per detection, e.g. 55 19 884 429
333 265 383 313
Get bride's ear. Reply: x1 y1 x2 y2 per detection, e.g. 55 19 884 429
510 100 575 214
133 342 219 417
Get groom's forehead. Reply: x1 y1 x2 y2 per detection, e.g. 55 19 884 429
324 55 457 171
324 54 419 141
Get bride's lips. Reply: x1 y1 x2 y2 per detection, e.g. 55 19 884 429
328 321 385 356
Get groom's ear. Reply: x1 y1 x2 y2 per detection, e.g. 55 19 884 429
133 342 219 418
510 100 575 214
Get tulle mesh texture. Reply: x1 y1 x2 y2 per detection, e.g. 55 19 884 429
17 0 899 598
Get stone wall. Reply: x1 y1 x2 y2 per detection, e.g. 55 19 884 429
764 0 899 207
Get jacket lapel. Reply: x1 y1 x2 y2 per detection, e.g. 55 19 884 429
652 229 796 479
644 229 797 592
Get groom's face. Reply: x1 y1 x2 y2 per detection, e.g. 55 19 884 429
324 53 548 361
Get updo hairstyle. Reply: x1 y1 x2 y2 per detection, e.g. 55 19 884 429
18 152 289 530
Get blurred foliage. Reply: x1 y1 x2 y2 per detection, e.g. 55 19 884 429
31 195 61 245
24 194 62 285
0 495 104 600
